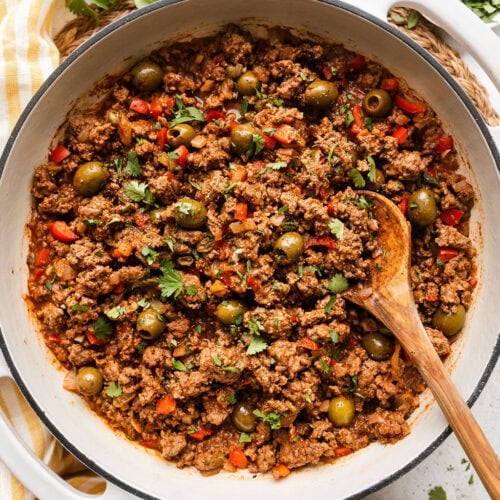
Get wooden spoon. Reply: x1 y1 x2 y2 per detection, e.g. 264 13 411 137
345 191 499 498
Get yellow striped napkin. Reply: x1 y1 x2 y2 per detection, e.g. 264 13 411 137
0 0 105 497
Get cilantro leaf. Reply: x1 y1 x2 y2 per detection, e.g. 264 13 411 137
329 218 344 240
212 354 222 367
222 366 241 374
124 181 155 205
329 329 339 343
105 306 127 320
253 409 283 430
327 273 349 293
134 0 158 7
65 0 98 18
125 151 141 177
71 304 90 312
345 110 354 128
324 295 336 313
94 315 114 340
141 245 159 266
105 382 122 398
428 486 447 500
246 336 268 355
172 358 189 372
239 432 252 443
349 168 366 188
170 96 205 127
248 134 265 157
366 156 377 183
158 260 183 299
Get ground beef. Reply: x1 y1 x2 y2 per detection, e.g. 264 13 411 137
27 25 475 478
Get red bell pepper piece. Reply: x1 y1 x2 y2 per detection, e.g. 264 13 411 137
130 98 150 115
206 109 225 123
322 65 333 81
156 127 167 150
272 124 296 145
305 236 336 250
86 331 107 346
164 97 175 117
352 104 364 128
440 208 464 227
334 447 353 457
394 95 426 114
327 202 336 217
112 282 125 294
263 134 276 150
381 78 399 92
50 145 71 164
247 276 261 292
399 195 409 215
426 167 437 179
469 277 478 288
48 221 79 243
134 212 150 228
47 334 61 343
350 54 366 71
188 428 212 441
156 396 176 415
426 293 439 303
234 202 248 222
138 439 158 449
435 136 454 153
272 463 291 479
34 268 46 281
228 448 248 468
173 145 189 168
150 97 163 120
229 165 247 182
391 126 409 145
298 338 320 351
35 248 50 267
437 247 459 262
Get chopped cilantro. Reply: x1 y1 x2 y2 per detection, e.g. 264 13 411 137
141 245 159 265
226 393 237 404
240 98 249 115
367 156 377 183
324 295 336 313
428 486 446 500
247 336 268 355
327 144 339 168
239 432 252 443
136 342 146 354
125 151 141 177
158 260 184 299
248 134 265 158
172 358 189 372
212 354 222 367
45 267 56 291
105 306 126 319
348 168 366 188
327 273 349 293
105 382 122 398
319 359 330 373
329 218 344 240
71 304 90 312
93 315 114 340
253 409 283 430
345 110 354 128
124 181 155 205
185 284 198 296
170 95 205 127
222 366 241 374
277 204 289 214
329 329 339 343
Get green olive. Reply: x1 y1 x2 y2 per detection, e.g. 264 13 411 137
305 80 339 109
274 232 304 264
73 162 108 196
362 89 393 117
407 188 438 227
174 197 207 229
231 401 257 432
136 308 165 339
432 305 466 337
130 60 163 92
327 396 355 427
149 207 167 223
167 124 196 147
216 299 248 325
236 71 260 96
76 367 103 396
362 332 395 361
230 123 260 154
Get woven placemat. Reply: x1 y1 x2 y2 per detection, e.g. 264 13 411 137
54 2 499 126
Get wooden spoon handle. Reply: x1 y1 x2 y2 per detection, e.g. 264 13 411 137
407 324 500 498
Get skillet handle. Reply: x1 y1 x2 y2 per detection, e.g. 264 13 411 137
0 353 129 500
345 0 500 93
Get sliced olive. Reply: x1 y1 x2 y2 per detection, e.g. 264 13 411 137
407 188 437 227
362 332 394 361
230 123 259 154
174 198 207 229
432 304 466 337
362 89 393 117
216 299 247 325
167 124 196 147
73 162 108 196
76 367 103 396
305 80 339 108
130 60 163 92
149 207 167 223
327 396 355 427
236 71 260 96
231 401 257 432
225 63 243 80
274 232 304 264
136 308 165 339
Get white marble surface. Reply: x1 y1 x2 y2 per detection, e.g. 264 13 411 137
367 363 499 499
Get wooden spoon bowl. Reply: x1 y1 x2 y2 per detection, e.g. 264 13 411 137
345 191 499 498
